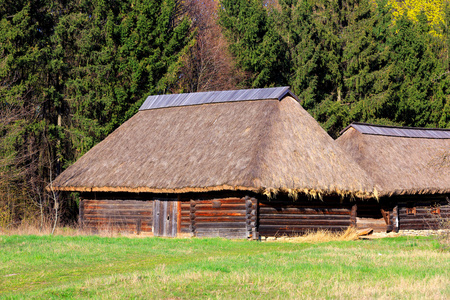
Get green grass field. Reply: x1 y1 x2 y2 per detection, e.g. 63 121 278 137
1 235 449 299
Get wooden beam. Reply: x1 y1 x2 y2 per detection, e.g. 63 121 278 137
177 195 181 236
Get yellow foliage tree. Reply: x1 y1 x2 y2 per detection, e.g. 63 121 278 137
388 0 446 36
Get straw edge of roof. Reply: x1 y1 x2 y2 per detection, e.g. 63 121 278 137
379 188 450 197
47 185 376 200
338 128 450 197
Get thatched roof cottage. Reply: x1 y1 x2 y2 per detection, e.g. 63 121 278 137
52 87 375 238
337 123 450 231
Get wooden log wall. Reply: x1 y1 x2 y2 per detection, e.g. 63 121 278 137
397 195 450 230
258 199 355 237
80 199 153 234
185 197 257 239
179 201 191 236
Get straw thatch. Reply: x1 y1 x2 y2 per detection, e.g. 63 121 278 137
337 124 450 197
51 95 375 198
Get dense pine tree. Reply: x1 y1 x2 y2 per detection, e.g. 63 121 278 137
219 0 450 136
0 0 195 224
219 0 289 87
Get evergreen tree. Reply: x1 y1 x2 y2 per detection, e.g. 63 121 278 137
53 0 195 161
276 0 395 136
0 0 195 225
0 0 57 221
386 13 441 127
435 3 450 128
219 0 289 87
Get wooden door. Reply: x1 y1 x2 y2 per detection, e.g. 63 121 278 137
153 199 178 237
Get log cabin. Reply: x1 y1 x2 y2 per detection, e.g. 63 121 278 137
337 123 450 232
50 87 376 238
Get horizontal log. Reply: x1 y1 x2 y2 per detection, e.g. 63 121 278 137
400 215 449 221
82 221 152 230
83 223 153 231
399 207 447 213
191 216 247 223
259 224 350 230
83 200 152 205
194 222 247 229
83 204 152 211
83 199 153 204
190 204 248 210
193 211 246 217
399 215 450 219
399 220 443 226
357 222 387 229
259 214 351 220
195 227 248 233
399 217 450 222
259 201 349 207
83 217 152 223
259 227 348 236
399 224 440 230
259 207 351 215
191 198 243 204
195 232 248 239
259 219 351 226
84 214 152 220
357 224 387 232
84 210 152 216
83 218 152 225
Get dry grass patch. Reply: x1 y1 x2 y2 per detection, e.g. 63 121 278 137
1 222 134 238
288 227 360 243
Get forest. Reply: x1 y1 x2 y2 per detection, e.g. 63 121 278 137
1 0 450 228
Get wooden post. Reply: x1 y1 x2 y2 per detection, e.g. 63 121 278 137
251 198 258 240
350 204 357 227
245 197 259 239
136 218 141 235
245 197 252 239
190 199 196 237
152 200 159 235
79 199 84 229
177 195 181 237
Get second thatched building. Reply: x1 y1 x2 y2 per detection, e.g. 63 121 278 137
337 123 450 232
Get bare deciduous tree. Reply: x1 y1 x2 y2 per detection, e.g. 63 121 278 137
175 0 246 93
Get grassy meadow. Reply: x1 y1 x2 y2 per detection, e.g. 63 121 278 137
0 234 449 299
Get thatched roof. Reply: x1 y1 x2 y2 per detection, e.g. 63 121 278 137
337 123 450 197
51 88 375 198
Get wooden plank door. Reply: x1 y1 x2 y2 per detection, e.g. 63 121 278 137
153 199 178 237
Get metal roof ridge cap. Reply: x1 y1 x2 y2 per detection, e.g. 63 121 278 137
277 86 300 102
339 122 450 138
139 87 298 111
348 122 450 132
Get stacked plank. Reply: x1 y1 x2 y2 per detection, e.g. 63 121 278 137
397 197 450 230
80 199 153 234
188 197 256 239
258 199 355 237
